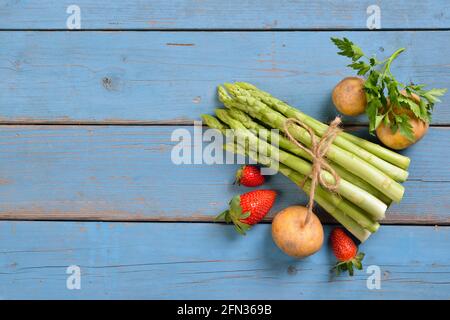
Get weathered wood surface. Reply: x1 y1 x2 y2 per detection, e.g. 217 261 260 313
0 222 448 299
0 0 449 30
0 31 449 124
0 125 448 223
1 0 449 300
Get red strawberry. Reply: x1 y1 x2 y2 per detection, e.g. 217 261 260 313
216 190 277 235
330 227 365 276
235 165 265 187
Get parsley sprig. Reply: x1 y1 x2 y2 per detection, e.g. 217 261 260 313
331 37 446 141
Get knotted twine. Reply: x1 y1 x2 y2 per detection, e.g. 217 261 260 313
283 117 342 226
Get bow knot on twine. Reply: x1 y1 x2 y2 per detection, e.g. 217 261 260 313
283 117 342 226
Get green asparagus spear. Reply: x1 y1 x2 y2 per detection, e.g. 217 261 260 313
223 142 374 241
213 109 387 220
234 81 411 170
226 107 392 204
219 86 404 203
201 113 375 241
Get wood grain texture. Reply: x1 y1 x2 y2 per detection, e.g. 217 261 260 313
0 221 448 299
1 0 449 301
0 0 449 30
0 125 448 223
0 31 449 124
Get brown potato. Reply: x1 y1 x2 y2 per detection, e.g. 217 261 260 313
376 91 429 150
272 206 323 258
332 77 367 116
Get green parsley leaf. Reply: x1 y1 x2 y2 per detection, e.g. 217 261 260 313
396 114 415 141
374 114 385 129
423 88 447 104
398 96 421 118
331 37 364 61
331 37 447 139
348 61 370 76
366 99 382 132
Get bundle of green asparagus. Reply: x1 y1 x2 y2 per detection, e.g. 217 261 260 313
201 82 410 242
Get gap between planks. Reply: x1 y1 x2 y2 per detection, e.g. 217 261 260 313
1 28 450 32
0 214 447 226
0 121 449 128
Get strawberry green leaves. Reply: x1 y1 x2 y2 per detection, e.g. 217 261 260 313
215 195 251 235
333 252 365 276
331 37 447 140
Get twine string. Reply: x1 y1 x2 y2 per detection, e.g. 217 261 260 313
283 117 342 226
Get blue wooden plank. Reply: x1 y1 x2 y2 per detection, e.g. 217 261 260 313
0 31 449 124
0 125 448 223
0 222 448 299
0 0 449 29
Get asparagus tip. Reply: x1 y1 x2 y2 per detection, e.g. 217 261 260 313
214 108 228 118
